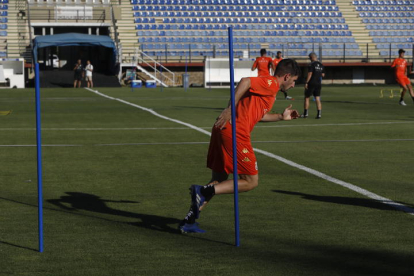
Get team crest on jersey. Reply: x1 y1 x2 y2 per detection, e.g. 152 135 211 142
267 80 272 87
242 148 249 154
242 157 251 162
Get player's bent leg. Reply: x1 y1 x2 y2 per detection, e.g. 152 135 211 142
214 174 259 194
315 96 322 119
399 84 408 105
210 171 229 184
301 97 310 118
407 83 414 99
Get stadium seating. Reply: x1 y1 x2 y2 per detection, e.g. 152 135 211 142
353 0 414 56
0 1 6 58
132 0 363 58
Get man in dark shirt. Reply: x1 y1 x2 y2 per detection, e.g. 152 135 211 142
73 59 84 88
301 53 325 119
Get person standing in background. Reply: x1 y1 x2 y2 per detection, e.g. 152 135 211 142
73 59 84 88
85 60 94 88
302 53 325 119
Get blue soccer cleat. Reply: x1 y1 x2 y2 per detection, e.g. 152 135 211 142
190 185 205 219
179 222 206 234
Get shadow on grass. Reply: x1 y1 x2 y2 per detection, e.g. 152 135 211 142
48 192 233 246
251 238 414 275
272 190 414 212
48 192 182 234
1 194 232 248
0 240 38 252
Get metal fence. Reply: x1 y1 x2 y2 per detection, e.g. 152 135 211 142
136 42 414 63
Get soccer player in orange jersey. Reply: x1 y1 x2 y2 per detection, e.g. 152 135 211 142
272 51 294 100
251 48 274 77
180 59 301 233
391 49 414 106
273 51 283 69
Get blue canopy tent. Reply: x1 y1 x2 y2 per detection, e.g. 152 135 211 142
33 33 117 67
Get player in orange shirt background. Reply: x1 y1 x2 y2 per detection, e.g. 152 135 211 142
179 59 301 233
272 51 294 100
391 49 414 106
273 51 283 69
251 48 274 77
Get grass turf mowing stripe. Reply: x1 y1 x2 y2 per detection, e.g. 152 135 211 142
84 88 414 216
1 121 413 131
2 138 414 147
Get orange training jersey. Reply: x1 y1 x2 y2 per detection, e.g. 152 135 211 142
273 57 283 69
391 58 407 77
253 57 273 77
221 76 280 142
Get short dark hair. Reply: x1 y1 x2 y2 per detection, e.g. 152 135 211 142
398 49 405 54
277 51 282 55
260 48 267 56
309 52 317 59
274 59 301 77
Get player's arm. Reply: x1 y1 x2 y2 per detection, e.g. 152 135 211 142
391 59 396 68
215 77 251 129
305 72 313 89
270 61 275 73
260 104 299 122
251 60 257 71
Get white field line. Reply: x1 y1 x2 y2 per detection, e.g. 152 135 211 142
85 88 414 215
84 88 211 136
1 121 413 131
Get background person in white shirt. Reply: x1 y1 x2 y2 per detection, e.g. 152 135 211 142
85 60 94 88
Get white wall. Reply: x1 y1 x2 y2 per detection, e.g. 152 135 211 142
204 57 260 88
0 59 25 88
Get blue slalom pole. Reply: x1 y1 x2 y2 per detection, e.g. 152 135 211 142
228 27 240 247
34 63 44 253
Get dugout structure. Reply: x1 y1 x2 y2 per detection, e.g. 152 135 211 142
33 33 117 71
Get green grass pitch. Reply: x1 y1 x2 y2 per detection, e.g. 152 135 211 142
1 85 414 275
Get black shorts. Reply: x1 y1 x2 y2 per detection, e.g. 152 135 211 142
74 72 83 81
305 84 321 97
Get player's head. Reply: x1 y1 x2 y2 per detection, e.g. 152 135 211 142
276 51 282 59
398 49 405 58
87 60 91 65
308 52 317 61
260 49 267 56
275 59 301 91
77 59 81 64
